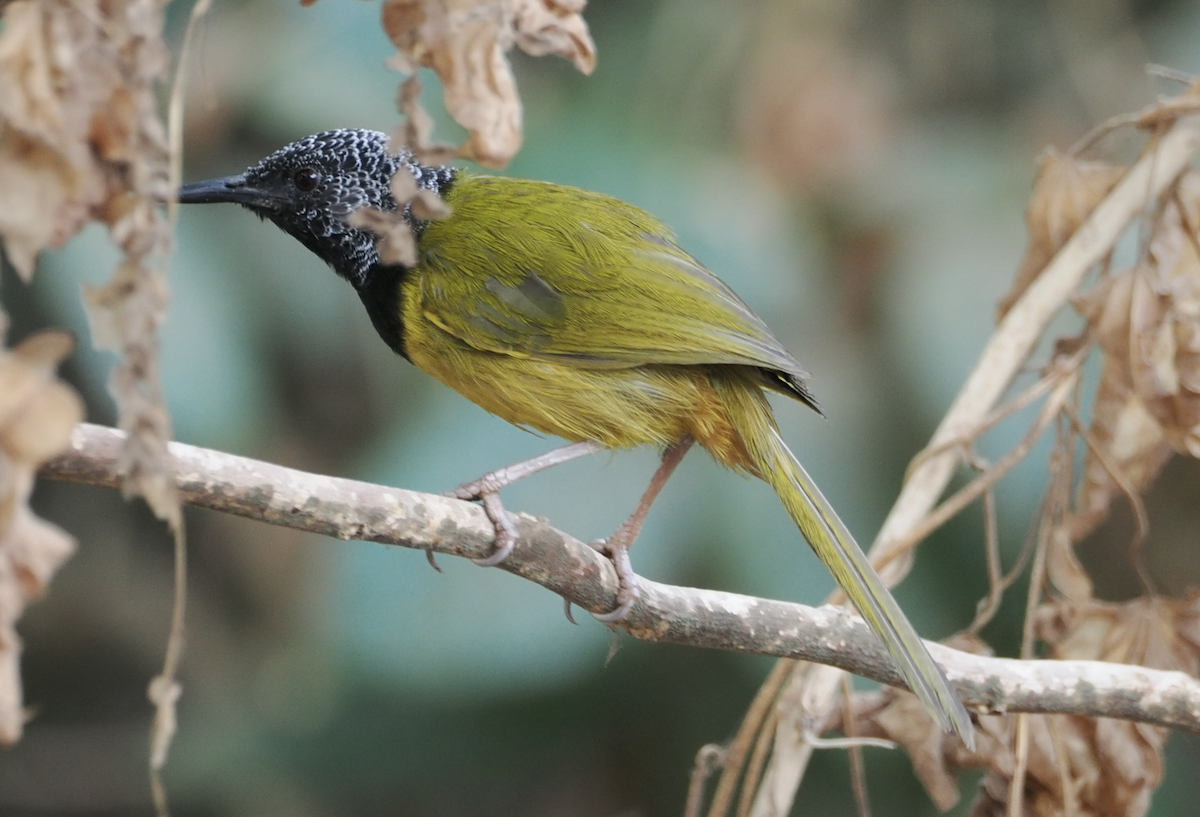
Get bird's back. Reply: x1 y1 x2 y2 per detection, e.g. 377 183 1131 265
407 175 817 410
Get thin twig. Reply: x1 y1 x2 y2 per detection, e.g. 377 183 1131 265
968 484 1044 636
151 1 212 812
708 659 790 817
1146 65 1196 86
736 700 780 817
903 361 1068 484
842 675 873 817
972 483 1003 631
1007 713 1030 817
876 364 1080 570
685 745 726 817
1062 402 1154 595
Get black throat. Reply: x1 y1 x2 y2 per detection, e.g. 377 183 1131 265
347 167 458 362
357 264 411 359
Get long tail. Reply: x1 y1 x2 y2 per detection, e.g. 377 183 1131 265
719 382 975 748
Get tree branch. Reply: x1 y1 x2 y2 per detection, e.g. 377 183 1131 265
40 422 1200 735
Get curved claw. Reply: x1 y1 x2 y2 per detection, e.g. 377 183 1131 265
589 537 640 623
471 492 518 566
591 593 638 624
425 548 444 573
444 485 481 501
473 545 513 567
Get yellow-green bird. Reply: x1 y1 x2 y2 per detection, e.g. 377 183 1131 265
179 129 973 746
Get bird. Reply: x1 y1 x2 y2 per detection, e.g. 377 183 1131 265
178 128 974 747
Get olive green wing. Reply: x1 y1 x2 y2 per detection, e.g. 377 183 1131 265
416 176 810 385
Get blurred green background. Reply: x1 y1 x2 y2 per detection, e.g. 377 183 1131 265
4 0 1200 814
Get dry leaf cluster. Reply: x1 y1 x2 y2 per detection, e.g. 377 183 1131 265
0 330 83 744
0 0 181 782
0 0 600 804
986 162 1200 811
1068 170 1200 540
0 0 178 517
695 96 1200 817
872 106 1200 817
898 106 1200 816
877 594 1200 817
999 149 1126 321
370 0 596 169
347 161 453 268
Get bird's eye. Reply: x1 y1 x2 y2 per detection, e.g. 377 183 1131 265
293 167 320 192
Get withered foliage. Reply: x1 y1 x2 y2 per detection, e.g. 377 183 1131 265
959 109 1200 817
370 0 596 169
0 0 178 743
717 98 1200 817
855 635 1010 813
862 596 1198 817
1001 149 1126 320
963 596 1200 817
0 0 178 518
2 0 1198 814
1068 172 1200 539
0 330 83 744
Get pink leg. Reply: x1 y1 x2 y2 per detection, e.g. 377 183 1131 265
592 435 694 623
447 441 603 566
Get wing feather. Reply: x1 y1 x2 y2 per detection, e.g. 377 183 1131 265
417 176 811 388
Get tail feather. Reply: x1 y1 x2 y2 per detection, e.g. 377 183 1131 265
720 382 974 748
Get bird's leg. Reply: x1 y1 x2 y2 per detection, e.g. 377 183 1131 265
446 440 604 566
591 435 694 623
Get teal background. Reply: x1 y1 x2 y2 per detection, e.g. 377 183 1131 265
4 0 1200 814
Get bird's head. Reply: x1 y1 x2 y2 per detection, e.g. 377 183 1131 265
178 129 452 287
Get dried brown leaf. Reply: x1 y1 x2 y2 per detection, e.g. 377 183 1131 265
1064 171 1200 545
1046 524 1094 602
1038 595 1200 672
512 0 594 71
970 713 1129 817
850 635 1000 811
1001 149 1126 319
389 162 420 202
0 0 178 528
348 166 452 267
866 693 1008 811
349 208 419 268
0 330 83 744
0 130 103 280
980 595 1200 817
1065 351 1171 544
378 0 595 168
411 188 452 221
393 75 459 166
862 600 1192 817
1118 172 1200 457
969 712 1164 817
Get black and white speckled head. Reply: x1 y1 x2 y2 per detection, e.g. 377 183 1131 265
179 129 453 287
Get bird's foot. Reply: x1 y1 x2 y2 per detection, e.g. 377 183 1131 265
443 478 518 567
589 536 640 623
